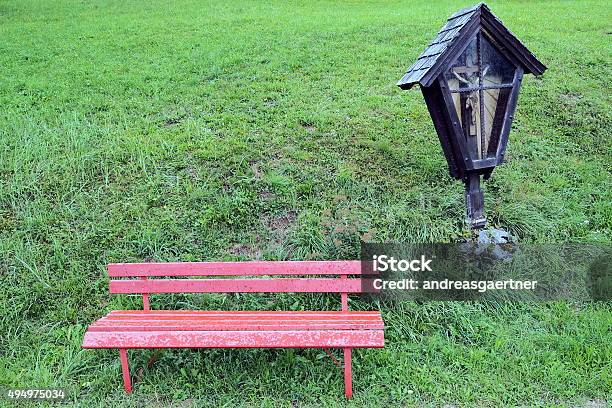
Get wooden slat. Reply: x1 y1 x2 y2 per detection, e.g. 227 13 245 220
95 318 378 324
108 261 362 277
98 315 380 322
98 311 382 321
109 278 363 294
89 323 381 331
96 317 380 324
94 315 381 322
108 310 382 317
82 329 385 349
88 310 384 331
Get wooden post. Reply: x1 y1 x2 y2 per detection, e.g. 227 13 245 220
464 173 486 229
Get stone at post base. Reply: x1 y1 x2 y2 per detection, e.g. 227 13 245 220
460 225 516 245
477 228 514 244
460 227 517 262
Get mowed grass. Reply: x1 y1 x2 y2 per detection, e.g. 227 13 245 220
0 0 611 406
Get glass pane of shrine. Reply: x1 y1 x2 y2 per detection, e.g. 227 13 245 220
481 36 516 158
445 37 479 91
482 87 512 158
444 34 518 161
481 36 515 86
445 37 482 160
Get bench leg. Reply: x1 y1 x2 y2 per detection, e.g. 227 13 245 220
119 348 132 393
343 347 352 399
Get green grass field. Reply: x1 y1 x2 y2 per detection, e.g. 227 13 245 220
1 0 611 406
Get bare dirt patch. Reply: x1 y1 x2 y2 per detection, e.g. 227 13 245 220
229 243 262 260
250 161 263 180
261 210 297 247
300 120 316 133
164 116 184 127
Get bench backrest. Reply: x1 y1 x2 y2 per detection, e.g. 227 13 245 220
108 261 363 311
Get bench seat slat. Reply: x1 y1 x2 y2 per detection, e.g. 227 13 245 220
108 261 362 277
105 310 381 319
89 324 380 331
101 317 381 323
107 310 382 317
94 318 379 325
82 329 385 349
88 310 384 331
110 278 362 294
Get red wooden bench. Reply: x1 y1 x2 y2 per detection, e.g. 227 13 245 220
82 261 384 398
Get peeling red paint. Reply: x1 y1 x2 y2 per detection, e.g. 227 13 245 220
83 329 384 349
110 278 363 294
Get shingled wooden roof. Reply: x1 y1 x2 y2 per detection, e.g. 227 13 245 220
397 3 546 90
